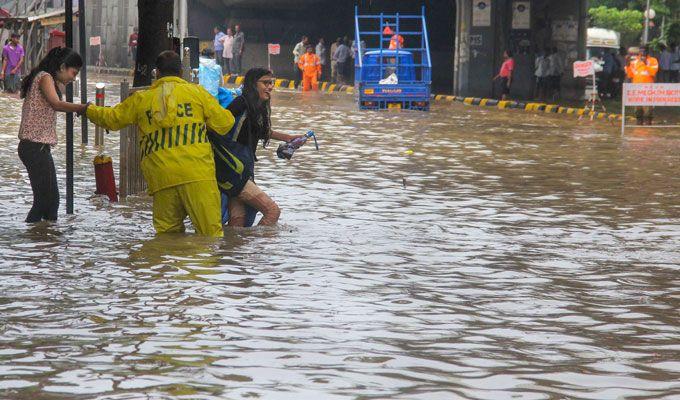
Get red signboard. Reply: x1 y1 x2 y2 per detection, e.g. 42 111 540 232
268 43 280 55
573 60 594 78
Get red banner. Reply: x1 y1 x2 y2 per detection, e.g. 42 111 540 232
268 43 280 55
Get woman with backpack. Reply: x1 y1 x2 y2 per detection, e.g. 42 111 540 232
208 67 305 226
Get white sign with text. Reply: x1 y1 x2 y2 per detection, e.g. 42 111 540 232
472 1 492 27
623 83 680 106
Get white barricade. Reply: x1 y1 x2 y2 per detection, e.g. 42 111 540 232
622 83 680 134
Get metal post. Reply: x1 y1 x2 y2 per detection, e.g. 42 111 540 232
621 95 626 135
621 82 628 135
178 0 188 39
119 80 130 198
181 46 192 81
79 0 88 144
94 83 105 147
590 73 597 120
65 0 74 215
643 0 651 44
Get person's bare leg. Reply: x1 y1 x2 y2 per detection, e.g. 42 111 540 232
228 196 248 227
238 181 281 226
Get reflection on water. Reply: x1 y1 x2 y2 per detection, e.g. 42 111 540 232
0 80 678 399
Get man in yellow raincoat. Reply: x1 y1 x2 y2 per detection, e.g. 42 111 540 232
84 51 235 237
298 46 321 91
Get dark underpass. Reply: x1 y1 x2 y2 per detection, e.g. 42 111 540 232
189 0 456 92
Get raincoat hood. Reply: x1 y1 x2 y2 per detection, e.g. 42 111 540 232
150 76 187 128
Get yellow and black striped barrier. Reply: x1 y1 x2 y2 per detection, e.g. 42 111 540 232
223 74 629 122
431 94 631 122
223 74 354 94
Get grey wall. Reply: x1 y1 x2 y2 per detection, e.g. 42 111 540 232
86 0 138 68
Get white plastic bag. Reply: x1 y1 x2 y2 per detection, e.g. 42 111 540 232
198 57 223 97
379 73 398 85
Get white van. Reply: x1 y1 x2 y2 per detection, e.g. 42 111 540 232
586 28 620 62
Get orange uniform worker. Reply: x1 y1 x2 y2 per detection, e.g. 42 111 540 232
383 25 404 50
298 46 321 91
625 47 658 83
389 34 404 50
625 46 659 125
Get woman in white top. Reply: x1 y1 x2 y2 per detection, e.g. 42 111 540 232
220 28 235 74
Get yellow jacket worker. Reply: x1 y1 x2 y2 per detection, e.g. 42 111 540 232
85 51 235 237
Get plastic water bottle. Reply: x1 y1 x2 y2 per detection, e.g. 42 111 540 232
277 130 319 160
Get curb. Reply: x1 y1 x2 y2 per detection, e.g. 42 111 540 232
87 66 134 77
223 74 631 122
431 94 634 122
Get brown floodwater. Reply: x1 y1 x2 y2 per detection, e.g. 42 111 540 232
0 77 678 399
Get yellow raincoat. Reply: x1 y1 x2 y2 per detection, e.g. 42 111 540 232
86 76 235 236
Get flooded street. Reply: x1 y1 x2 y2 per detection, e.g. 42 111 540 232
1 79 679 399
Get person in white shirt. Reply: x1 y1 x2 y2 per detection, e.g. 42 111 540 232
293 36 308 82
547 47 564 100
315 38 326 80
330 37 341 83
534 48 551 101
220 28 235 75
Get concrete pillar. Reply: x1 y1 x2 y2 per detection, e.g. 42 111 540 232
176 0 188 39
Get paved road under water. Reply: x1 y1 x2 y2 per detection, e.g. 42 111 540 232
0 80 679 399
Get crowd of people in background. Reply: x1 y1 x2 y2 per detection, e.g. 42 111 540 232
209 25 402 91
493 48 566 102
658 43 680 83
533 47 564 102
292 35 355 89
492 42 679 109
213 24 245 75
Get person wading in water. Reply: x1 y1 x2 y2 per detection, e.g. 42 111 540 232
18 47 86 223
208 67 306 226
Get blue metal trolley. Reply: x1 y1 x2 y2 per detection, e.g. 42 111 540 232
354 6 432 111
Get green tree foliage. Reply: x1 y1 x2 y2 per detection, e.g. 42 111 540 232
589 0 680 20
589 0 631 8
588 6 644 46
